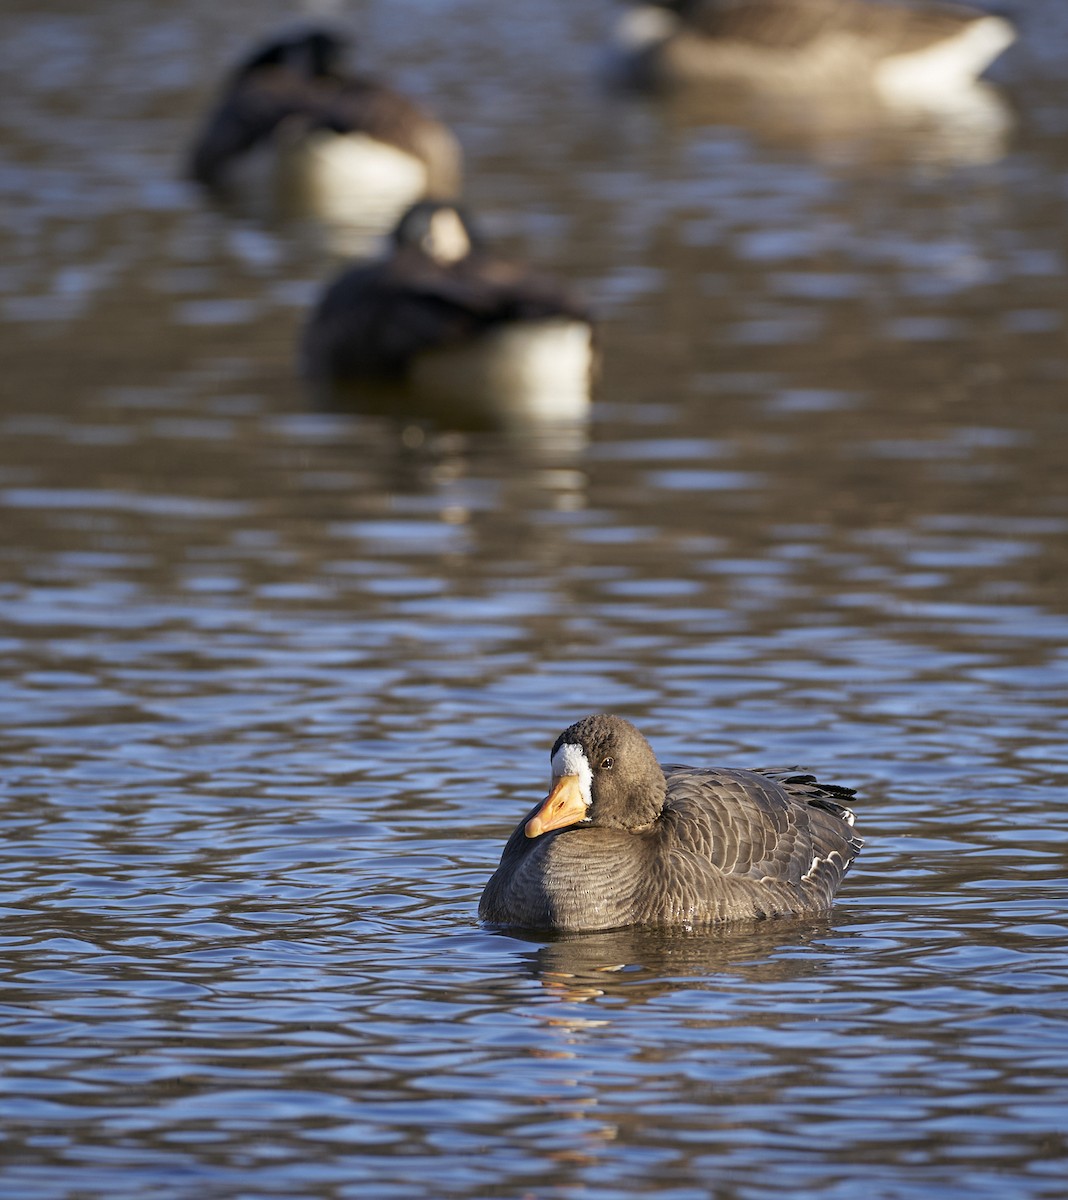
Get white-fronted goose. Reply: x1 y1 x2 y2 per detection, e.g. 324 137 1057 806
480 714 862 932
615 0 1016 104
300 201 595 421
188 27 461 229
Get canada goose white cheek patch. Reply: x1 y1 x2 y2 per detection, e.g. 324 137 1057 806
614 5 678 52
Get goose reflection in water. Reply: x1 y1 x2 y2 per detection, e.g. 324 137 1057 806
497 918 844 1007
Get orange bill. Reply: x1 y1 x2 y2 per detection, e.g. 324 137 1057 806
524 774 588 838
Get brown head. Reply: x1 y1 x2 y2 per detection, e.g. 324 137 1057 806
525 714 668 839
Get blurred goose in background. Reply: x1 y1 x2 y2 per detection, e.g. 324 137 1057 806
300 201 595 426
188 26 462 248
614 0 1016 107
480 714 862 933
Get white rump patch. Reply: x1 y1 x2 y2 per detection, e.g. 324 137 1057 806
551 742 593 809
874 16 1016 106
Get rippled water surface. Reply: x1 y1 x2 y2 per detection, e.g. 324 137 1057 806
2 1 1068 1197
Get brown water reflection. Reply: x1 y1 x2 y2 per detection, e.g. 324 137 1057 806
1 0 1068 1198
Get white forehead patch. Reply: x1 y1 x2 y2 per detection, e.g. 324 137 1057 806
550 742 593 809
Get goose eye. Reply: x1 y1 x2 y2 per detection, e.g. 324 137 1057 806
600 756 614 770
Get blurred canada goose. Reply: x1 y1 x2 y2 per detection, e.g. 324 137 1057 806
188 27 462 231
480 714 862 932
615 0 1016 104
300 201 595 422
